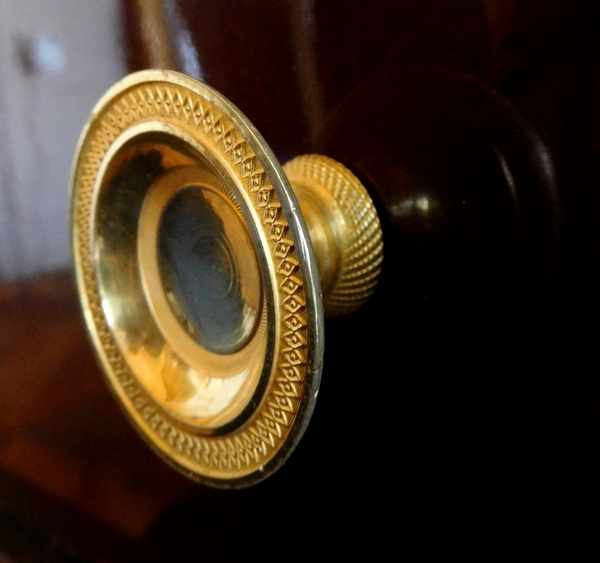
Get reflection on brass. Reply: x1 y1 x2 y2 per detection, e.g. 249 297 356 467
71 70 382 487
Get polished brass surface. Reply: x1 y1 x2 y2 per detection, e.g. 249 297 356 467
71 70 324 487
284 155 383 317
70 70 381 487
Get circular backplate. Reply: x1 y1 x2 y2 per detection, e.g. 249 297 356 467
70 70 324 488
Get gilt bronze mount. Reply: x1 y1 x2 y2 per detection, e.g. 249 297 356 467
70 70 382 487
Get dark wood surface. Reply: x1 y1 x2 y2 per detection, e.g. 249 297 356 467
0 272 194 561
1 271 600 560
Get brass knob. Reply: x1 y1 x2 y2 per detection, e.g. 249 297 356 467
70 70 382 487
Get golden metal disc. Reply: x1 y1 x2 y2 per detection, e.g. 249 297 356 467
70 70 324 488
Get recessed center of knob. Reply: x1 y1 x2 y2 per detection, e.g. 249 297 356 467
192 237 236 297
158 186 261 355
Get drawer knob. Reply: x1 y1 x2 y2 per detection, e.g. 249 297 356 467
70 70 382 487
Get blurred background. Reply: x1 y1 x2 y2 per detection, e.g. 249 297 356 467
2 0 600 560
0 0 126 282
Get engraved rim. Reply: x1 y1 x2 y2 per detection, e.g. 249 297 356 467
70 70 324 488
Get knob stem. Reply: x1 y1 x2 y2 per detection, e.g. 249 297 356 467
284 155 383 317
